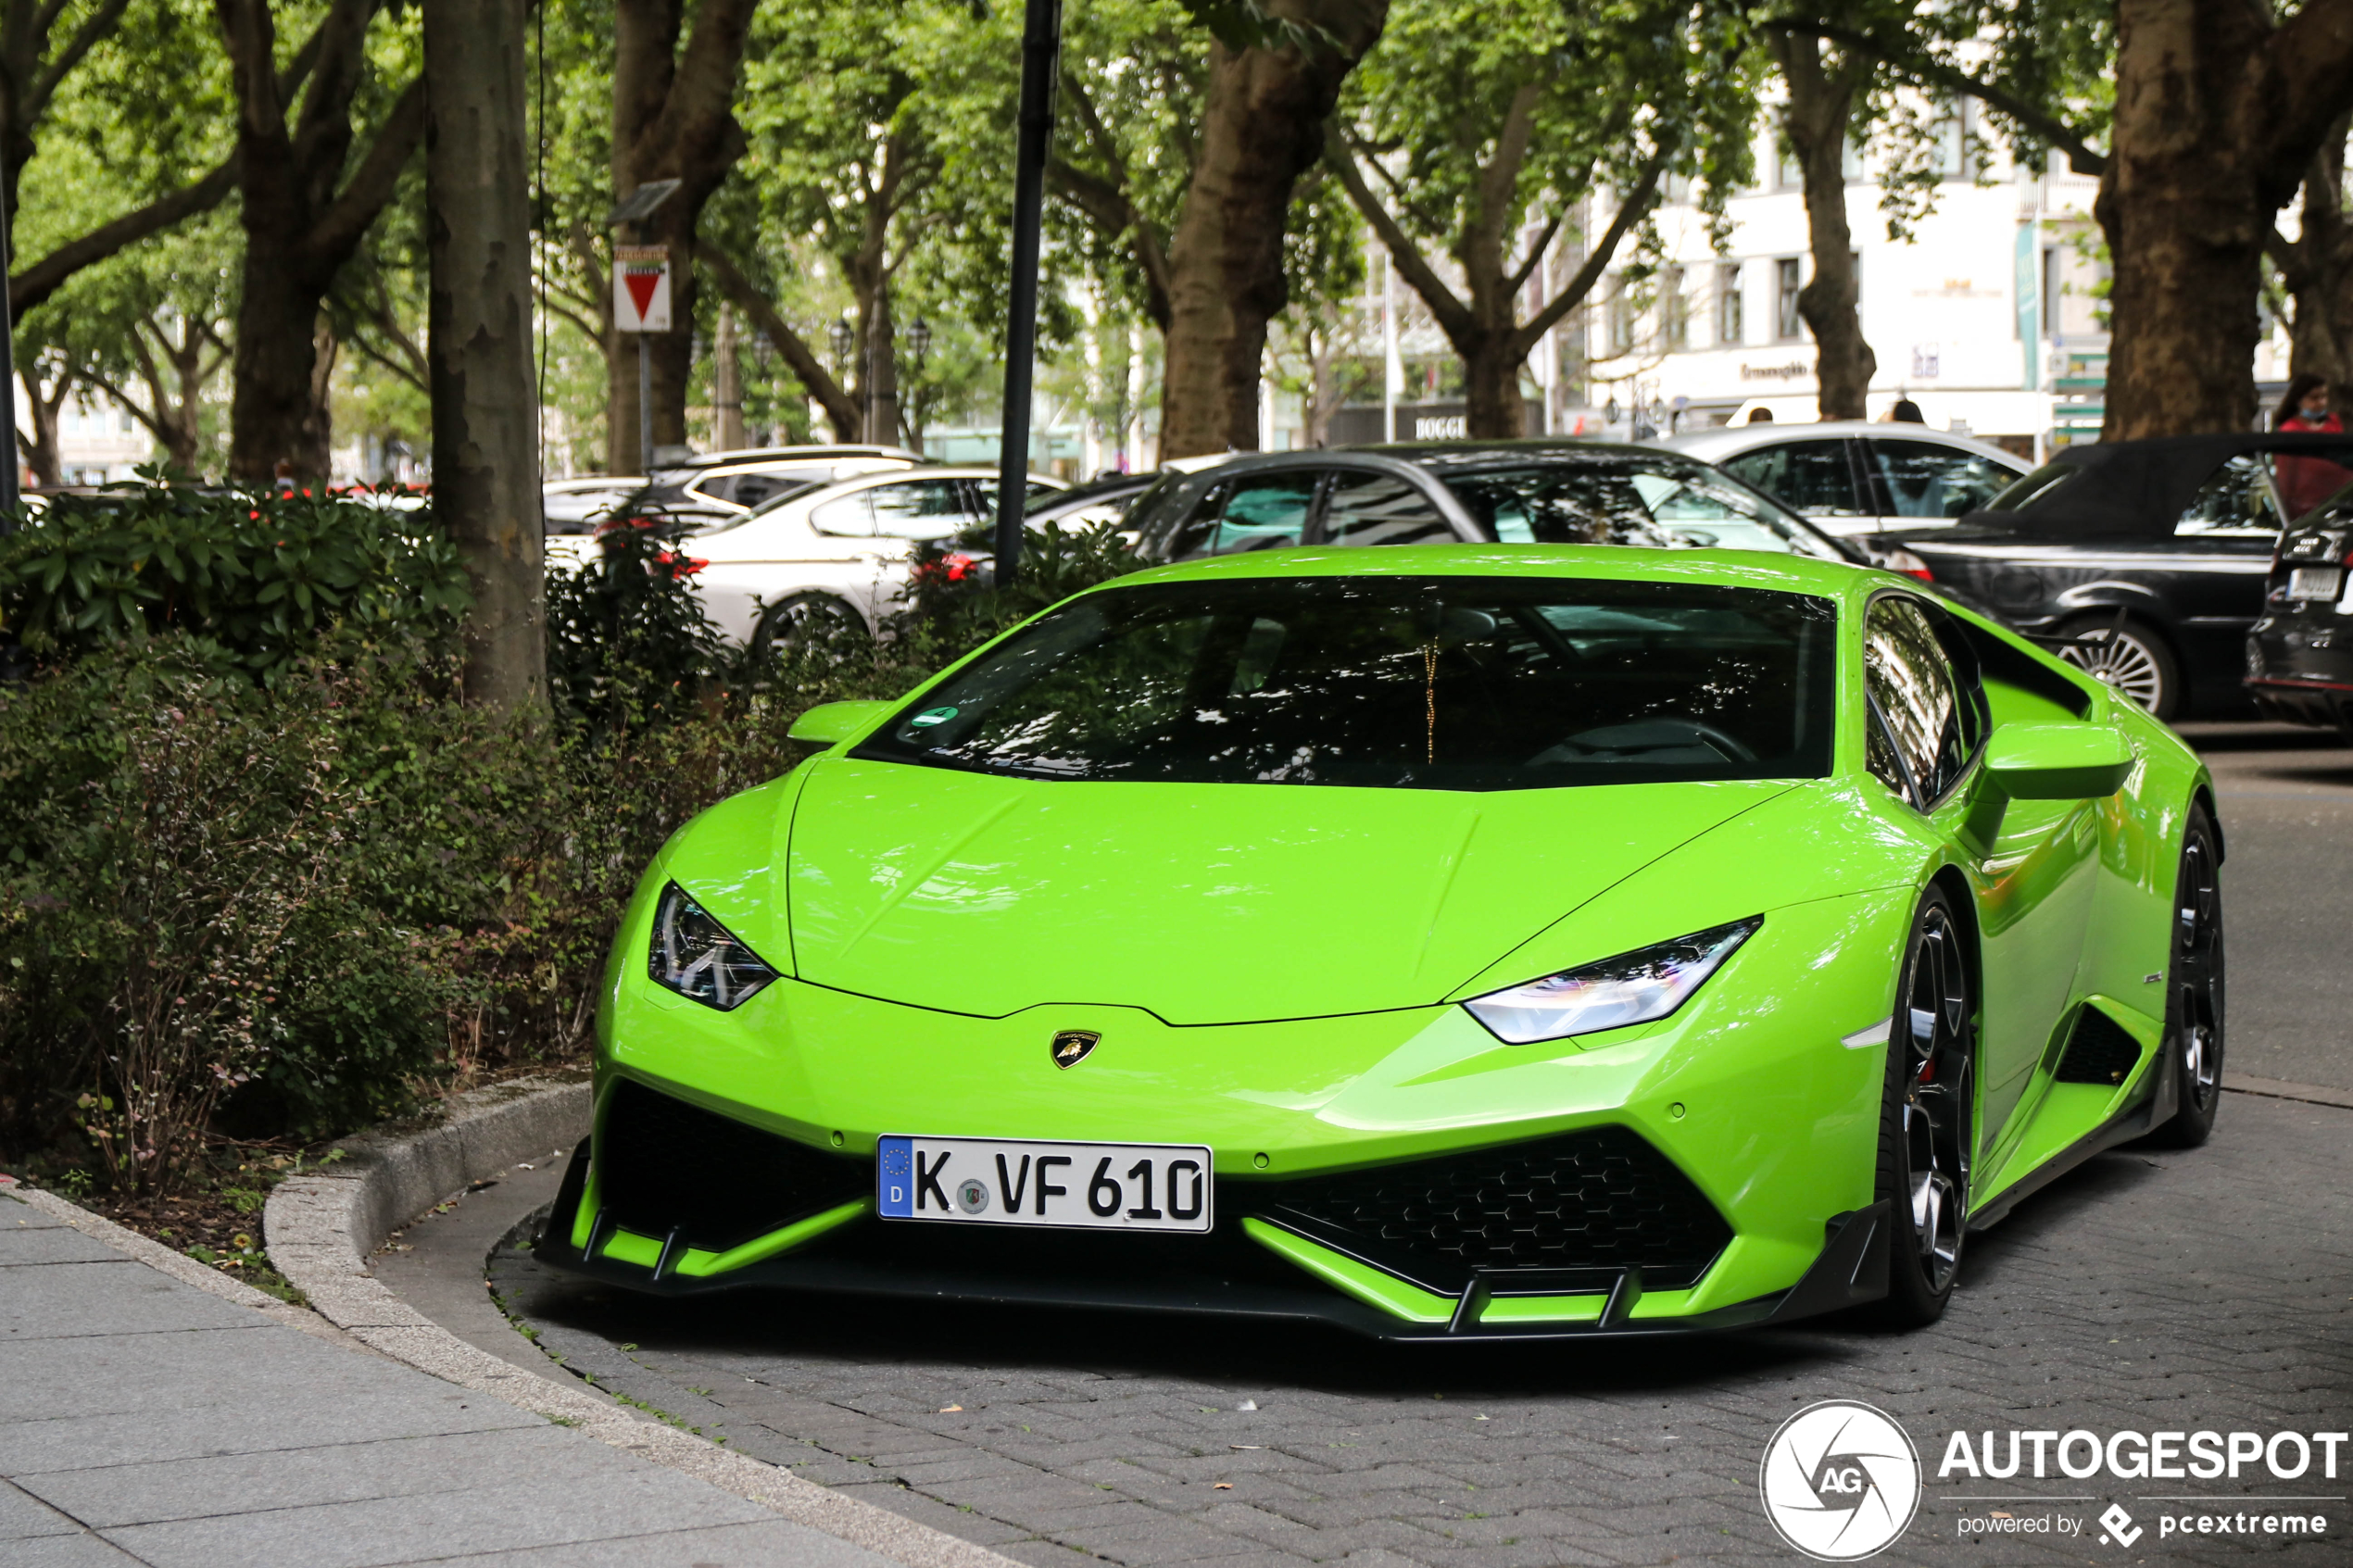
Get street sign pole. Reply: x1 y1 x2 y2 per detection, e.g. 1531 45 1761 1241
994 0 1063 588
604 181 680 476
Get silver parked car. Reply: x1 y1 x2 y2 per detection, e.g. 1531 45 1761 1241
1664 420 2029 537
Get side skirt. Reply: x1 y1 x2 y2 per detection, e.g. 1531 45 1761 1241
1966 1042 2173 1232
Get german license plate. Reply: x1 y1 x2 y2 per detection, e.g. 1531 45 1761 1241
2289 567 2343 601
876 1135 1213 1233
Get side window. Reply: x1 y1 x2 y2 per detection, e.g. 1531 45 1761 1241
1863 597 1969 806
691 474 738 505
1207 474 1316 554
2177 455 2282 535
1866 440 2017 519
1719 440 1862 516
731 474 790 510
869 480 971 541
1321 472 1453 547
810 493 875 536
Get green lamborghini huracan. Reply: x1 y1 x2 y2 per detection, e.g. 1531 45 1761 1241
539 546 2223 1337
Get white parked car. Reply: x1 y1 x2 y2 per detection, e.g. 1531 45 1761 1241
1663 420 2030 537
667 465 1065 647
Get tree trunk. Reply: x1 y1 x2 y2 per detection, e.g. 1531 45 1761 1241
1159 1 1388 458
225 247 335 477
609 0 758 464
18 362 61 485
1461 334 1526 438
2277 125 2353 413
426 0 545 712
712 303 743 449
215 0 425 480
1772 34 1875 420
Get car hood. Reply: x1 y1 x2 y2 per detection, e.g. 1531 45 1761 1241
772 757 1793 1023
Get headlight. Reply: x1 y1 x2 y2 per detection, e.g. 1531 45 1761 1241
1462 917 1761 1044
648 882 777 1010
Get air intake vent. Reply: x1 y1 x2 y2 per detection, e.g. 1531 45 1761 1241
2054 1005 2145 1085
1262 1125 1731 1294
598 1079 868 1252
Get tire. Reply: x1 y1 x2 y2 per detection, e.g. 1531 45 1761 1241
2145 805 2225 1148
2057 613 2182 721
1873 885 1977 1329
747 592 868 665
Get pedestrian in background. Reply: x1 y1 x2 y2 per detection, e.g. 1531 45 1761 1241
2274 373 2350 520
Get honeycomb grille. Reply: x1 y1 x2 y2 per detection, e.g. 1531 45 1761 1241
2055 1005 2145 1085
598 1079 868 1252
1265 1125 1731 1290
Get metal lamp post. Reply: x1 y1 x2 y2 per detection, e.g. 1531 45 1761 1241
994 0 1063 586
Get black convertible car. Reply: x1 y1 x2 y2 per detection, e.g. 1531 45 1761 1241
1887 433 2353 719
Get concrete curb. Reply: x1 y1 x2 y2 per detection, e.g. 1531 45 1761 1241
2222 1072 2353 1111
263 1075 1020 1568
0 1174 360 1349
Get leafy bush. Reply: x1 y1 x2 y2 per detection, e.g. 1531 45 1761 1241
0 482 469 678
0 505 1148 1193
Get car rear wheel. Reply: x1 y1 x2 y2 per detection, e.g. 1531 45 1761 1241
747 592 869 666
2057 614 2180 720
1874 886 1976 1328
2146 805 2225 1148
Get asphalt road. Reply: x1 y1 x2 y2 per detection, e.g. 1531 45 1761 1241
420 722 2353 1568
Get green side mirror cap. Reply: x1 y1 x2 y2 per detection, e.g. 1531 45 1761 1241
787 699 890 748
1985 721 2134 800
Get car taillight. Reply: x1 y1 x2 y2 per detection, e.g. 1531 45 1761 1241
1881 547 1934 583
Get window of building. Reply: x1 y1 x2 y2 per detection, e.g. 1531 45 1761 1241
1717 263 1743 346
1662 171 1692 206
1775 258 1805 341
1607 282 1637 354
1665 267 1689 351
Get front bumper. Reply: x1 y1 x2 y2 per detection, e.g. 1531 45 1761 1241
534 1102 1894 1341
542 889 1908 1336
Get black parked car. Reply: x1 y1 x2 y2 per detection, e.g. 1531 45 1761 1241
1123 443 1863 565
2246 483 2353 735
1884 433 2353 720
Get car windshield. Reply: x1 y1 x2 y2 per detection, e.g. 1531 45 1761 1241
855 575 1837 790
1435 459 1831 556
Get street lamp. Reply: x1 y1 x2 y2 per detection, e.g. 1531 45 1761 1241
828 319 854 369
907 317 933 365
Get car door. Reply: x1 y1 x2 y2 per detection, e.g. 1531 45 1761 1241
1861 596 2095 1152
1857 438 2021 530
691 480 911 640
1161 471 1320 558
1314 469 1462 547
1716 438 1874 534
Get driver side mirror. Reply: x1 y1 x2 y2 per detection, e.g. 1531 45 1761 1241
787 699 890 748
1985 721 2134 800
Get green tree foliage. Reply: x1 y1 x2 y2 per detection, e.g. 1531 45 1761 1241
1331 0 1759 435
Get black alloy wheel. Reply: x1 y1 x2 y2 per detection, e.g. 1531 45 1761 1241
747 592 869 667
1875 886 1976 1327
2057 614 2180 721
2148 806 2225 1147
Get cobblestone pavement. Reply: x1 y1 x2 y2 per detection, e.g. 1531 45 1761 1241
489 728 2353 1567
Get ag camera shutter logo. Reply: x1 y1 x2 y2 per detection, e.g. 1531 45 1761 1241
1759 1400 1922 1560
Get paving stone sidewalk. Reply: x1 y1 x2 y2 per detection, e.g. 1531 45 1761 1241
0 1187 894 1567
493 1091 2353 1568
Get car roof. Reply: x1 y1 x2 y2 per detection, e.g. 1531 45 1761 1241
1663 421 2029 465
1973 432 2353 536
1097 540 1880 599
